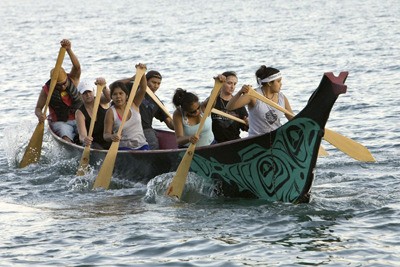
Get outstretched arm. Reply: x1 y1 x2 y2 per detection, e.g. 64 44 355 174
132 63 148 109
226 85 254 110
61 39 81 87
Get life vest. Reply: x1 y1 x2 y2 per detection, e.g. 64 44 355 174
44 76 82 122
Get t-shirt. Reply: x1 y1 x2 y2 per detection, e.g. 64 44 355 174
140 94 168 129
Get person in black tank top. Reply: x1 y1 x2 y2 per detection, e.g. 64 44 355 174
75 77 112 149
211 71 249 142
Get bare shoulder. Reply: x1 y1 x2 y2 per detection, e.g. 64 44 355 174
173 108 182 116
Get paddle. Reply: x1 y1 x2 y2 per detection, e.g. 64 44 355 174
19 47 66 168
76 84 104 176
247 87 375 162
211 108 246 125
92 66 146 189
323 128 374 162
146 87 172 120
165 79 223 199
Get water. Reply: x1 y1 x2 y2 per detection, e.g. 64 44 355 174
1 0 399 266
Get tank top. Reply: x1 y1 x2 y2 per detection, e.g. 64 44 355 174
79 104 111 149
248 88 285 136
111 106 148 149
181 109 214 147
211 96 248 142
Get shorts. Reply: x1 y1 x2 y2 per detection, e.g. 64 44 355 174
119 144 149 151
50 120 77 141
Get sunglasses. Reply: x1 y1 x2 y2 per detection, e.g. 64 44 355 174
55 79 68 88
186 105 200 115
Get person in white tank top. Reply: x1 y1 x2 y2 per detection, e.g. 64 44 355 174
226 65 294 136
103 63 149 150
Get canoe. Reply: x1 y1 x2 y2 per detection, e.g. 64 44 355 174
50 72 348 203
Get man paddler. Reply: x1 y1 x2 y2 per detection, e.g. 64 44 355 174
34 39 82 143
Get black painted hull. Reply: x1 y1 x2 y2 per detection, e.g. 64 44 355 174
50 72 347 203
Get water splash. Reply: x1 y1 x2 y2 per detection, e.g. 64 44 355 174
144 172 218 204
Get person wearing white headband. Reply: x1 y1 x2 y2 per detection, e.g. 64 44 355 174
226 65 294 136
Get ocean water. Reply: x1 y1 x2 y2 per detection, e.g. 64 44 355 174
0 0 399 266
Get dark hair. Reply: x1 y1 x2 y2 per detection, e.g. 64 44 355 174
172 88 199 111
222 71 237 79
109 81 130 97
146 70 162 81
255 65 280 84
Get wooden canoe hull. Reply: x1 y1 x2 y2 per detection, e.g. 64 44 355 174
50 72 348 203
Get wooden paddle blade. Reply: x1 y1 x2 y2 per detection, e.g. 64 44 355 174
323 129 375 162
92 141 120 189
318 146 329 157
76 145 91 176
165 144 196 198
146 87 172 120
19 122 45 168
249 76 376 162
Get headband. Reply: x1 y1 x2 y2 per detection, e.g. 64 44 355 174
257 72 282 85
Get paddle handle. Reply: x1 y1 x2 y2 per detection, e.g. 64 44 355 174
146 87 173 120
145 87 246 126
247 87 294 117
87 84 103 139
43 47 67 116
195 80 223 137
211 108 246 125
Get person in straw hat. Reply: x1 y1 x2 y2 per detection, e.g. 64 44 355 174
34 39 82 143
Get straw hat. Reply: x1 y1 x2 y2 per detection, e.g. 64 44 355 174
50 67 67 83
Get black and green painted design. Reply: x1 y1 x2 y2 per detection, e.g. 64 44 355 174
50 72 348 203
191 118 321 202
